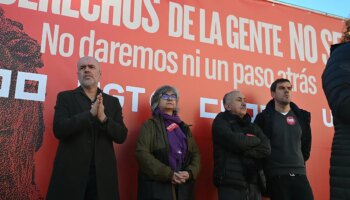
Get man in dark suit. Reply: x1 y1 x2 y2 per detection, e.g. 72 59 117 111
47 56 128 200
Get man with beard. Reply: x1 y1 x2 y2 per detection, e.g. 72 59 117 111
46 56 128 200
212 90 270 200
254 78 313 200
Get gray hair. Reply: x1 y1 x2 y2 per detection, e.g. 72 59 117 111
77 56 100 69
151 85 179 115
223 90 240 111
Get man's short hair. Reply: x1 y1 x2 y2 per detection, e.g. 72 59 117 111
222 90 239 111
270 78 291 92
77 56 100 69
223 91 234 106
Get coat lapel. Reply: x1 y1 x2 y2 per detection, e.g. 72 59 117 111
73 87 90 112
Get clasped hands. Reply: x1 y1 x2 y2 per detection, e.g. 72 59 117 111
171 171 190 185
90 93 106 123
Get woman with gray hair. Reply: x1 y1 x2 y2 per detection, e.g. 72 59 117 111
136 85 201 200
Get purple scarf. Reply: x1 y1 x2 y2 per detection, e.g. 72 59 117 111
155 108 188 171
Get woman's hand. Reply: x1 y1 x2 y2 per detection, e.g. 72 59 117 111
171 171 190 184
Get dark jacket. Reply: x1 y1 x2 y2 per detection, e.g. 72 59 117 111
46 87 128 200
135 115 201 200
212 111 271 188
322 42 350 199
254 100 312 163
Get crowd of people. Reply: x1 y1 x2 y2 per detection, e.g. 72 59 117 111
45 19 350 200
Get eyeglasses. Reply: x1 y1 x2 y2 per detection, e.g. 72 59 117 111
161 94 177 100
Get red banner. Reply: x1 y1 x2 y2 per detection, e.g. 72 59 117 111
0 0 344 199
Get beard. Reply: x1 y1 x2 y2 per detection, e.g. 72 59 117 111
79 78 97 88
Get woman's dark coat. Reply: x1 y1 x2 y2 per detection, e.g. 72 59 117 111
322 42 350 199
135 115 201 200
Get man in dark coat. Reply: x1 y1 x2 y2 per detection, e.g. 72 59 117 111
254 78 313 200
212 90 271 200
46 56 128 200
322 19 350 200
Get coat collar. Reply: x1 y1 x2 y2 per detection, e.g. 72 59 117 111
73 86 103 96
223 111 251 126
330 41 350 54
72 86 103 111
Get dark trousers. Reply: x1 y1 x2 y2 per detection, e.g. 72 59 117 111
268 175 313 200
84 166 98 200
218 184 261 200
